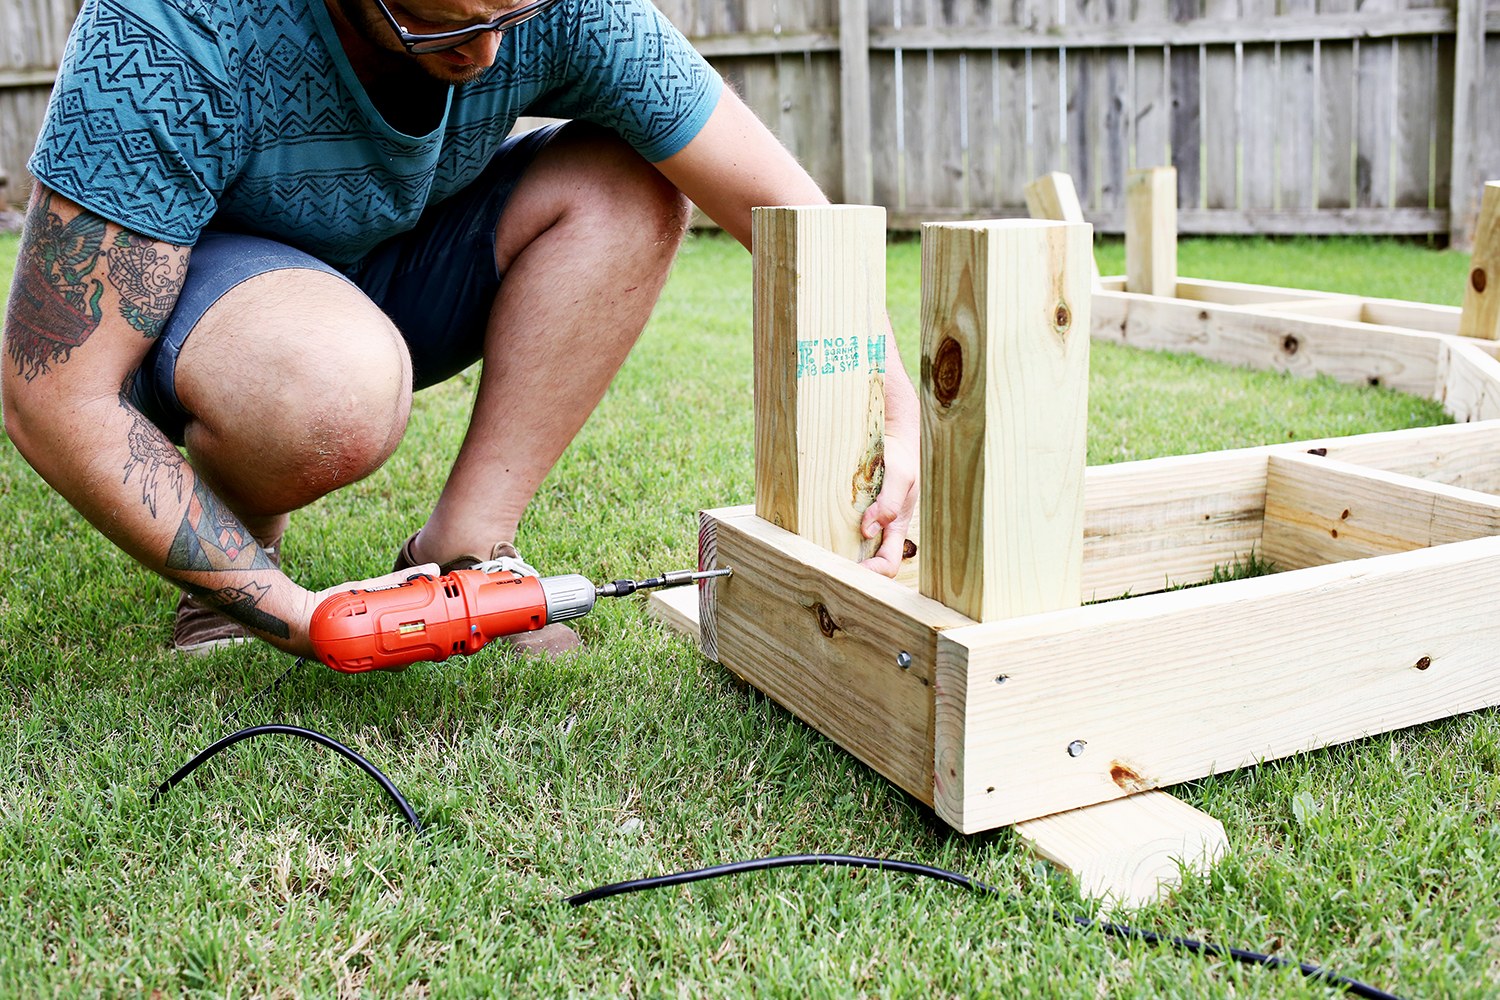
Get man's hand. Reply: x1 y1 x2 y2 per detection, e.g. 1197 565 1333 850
859 432 918 578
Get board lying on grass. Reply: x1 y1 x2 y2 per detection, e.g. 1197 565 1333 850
651 197 1500 910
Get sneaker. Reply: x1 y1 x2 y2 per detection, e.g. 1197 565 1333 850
172 535 282 655
392 532 583 657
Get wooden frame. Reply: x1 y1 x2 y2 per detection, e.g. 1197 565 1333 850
652 198 1500 908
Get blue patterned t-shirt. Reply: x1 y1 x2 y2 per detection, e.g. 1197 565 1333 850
29 0 722 268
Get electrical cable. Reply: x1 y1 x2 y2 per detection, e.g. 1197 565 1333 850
565 854 1403 1000
152 661 1402 998
150 724 423 834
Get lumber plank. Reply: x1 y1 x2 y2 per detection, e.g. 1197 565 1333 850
704 506 973 803
1024 171 1102 285
1171 276 1348 305
933 534 1500 831
1459 182 1500 340
1437 338 1500 423
1358 298 1461 336
1090 291 1447 401
1125 167 1177 296
1263 453 1500 570
919 220 1093 621
1013 793 1228 912
1259 298 1367 321
645 584 701 643
752 206 888 562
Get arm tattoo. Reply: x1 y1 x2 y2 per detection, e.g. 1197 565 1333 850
4 191 106 380
182 581 290 639
106 232 186 337
119 391 186 518
166 477 275 573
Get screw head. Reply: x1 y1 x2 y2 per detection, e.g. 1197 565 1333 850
1067 740 1087 758
896 651 913 670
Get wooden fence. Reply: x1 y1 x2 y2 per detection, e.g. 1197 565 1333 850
4 0 1498 241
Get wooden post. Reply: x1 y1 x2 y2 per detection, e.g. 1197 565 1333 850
838 0 874 206
1448 0 1486 250
918 219 1092 622
1023 172 1102 286
1125 167 1178 297
1459 182 1500 341
752 205 887 562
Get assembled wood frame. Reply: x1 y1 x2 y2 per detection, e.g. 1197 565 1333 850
668 184 1500 868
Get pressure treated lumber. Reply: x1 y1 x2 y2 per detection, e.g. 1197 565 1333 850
932 534 1500 831
1023 171 1101 285
1262 453 1500 570
1459 182 1500 341
918 220 1092 621
752 206 888 562
1013 793 1228 912
1092 292 1452 403
1438 339 1500 422
1125 168 1177 297
700 504 973 802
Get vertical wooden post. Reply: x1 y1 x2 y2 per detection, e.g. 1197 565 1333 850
918 219 1092 622
1024 171 1101 286
1448 0 1485 250
753 205 887 562
1459 182 1500 341
1125 167 1178 297
838 0 874 205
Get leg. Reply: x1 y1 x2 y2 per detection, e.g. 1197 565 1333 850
407 123 691 563
174 268 412 542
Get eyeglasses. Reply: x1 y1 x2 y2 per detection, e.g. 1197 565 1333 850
373 0 565 54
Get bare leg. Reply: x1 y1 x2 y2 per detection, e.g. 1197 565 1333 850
173 268 414 543
410 124 691 563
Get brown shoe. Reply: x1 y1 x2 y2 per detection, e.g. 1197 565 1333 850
392 533 583 657
172 535 283 655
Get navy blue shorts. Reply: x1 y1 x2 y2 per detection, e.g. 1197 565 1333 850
129 123 568 443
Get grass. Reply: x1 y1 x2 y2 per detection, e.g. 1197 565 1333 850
2 228 1496 997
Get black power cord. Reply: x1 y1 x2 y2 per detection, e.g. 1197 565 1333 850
152 659 1402 999
567 855 1403 1000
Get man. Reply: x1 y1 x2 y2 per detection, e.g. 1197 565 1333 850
2 0 918 662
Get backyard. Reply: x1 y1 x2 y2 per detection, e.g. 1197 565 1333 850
1 229 1496 997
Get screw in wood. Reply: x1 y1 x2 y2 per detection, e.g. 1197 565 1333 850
1067 740 1087 757
896 651 912 670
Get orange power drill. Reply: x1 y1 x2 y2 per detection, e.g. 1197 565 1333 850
309 565 730 673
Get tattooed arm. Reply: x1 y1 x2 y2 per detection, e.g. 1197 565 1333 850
1 185 363 656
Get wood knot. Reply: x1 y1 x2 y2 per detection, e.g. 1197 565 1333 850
932 337 964 407
1110 761 1149 793
1053 302 1072 335
902 538 918 560
1473 267 1488 294
1282 334 1300 355
812 602 841 639
1414 655 1432 671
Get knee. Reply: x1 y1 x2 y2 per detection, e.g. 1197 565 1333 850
178 275 413 508
550 123 692 247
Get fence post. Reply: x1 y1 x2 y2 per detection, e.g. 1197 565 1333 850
1449 0 1485 250
839 0 874 205
752 205 888 562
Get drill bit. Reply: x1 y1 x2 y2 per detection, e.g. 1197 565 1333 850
596 567 732 598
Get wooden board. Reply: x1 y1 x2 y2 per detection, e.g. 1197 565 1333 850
752 206 888 562
919 220 1093 621
1090 291 1450 401
1014 792 1228 912
1459 181 1500 340
1263 452 1500 569
702 505 973 803
1125 167 1178 296
933 533 1500 831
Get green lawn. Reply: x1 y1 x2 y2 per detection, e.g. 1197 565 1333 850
2 228 1496 997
